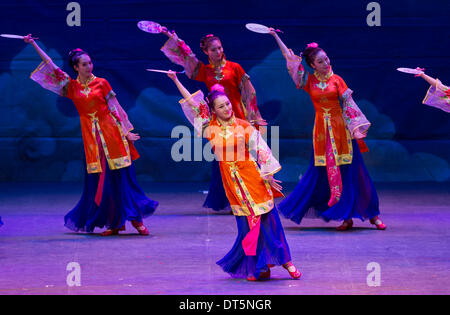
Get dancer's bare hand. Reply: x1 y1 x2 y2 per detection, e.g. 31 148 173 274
160 26 169 36
268 28 277 37
415 67 425 77
161 27 176 38
126 132 140 142
167 70 177 81
265 175 283 191
23 34 35 44
252 119 268 127
353 130 366 140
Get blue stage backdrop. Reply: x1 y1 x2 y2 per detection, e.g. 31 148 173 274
0 0 449 183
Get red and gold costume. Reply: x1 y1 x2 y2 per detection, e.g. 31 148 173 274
286 54 371 206
179 90 282 217
178 90 282 255
161 34 263 125
30 60 138 174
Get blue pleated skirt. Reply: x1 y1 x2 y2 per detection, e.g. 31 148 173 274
0 216 3 227
279 140 380 224
64 162 159 233
203 160 230 211
217 208 292 279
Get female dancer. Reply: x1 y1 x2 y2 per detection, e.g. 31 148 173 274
167 71 301 281
416 69 449 112
159 28 266 211
24 35 158 236
269 30 386 231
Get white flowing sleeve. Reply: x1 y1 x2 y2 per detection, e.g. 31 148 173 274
161 34 200 80
30 60 70 97
106 93 134 135
179 90 211 136
423 79 450 113
286 54 307 89
341 89 371 138
248 129 281 177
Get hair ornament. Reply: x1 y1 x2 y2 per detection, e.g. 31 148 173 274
211 84 225 93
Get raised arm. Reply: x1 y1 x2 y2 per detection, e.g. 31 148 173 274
268 29 306 89
167 71 211 135
25 35 70 96
160 27 200 79
269 29 294 60
168 71 193 101
417 71 449 92
24 34 52 63
418 70 450 113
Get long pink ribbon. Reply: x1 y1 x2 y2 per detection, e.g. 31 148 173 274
325 128 343 207
234 177 262 257
94 132 106 207
242 215 261 256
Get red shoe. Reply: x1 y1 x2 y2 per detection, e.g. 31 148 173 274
259 269 271 280
247 269 271 281
370 217 387 230
283 262 301 280
131 221 150 236
101 229 120 236
336 219 353 231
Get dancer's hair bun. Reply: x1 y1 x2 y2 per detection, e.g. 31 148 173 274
68 48 88 72
302 43 323 67
200 34 221 51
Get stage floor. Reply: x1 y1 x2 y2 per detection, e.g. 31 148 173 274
0 182 449 295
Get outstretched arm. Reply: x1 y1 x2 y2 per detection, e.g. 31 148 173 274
168 71 193 101
418 69 450 113
268 28 306 89
269 29 294 60
417 71 448 91
24 34 52 63
167 71 211 135
26 35 70 96
160 28 200 79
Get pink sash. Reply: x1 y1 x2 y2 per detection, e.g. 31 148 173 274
242 215 261 256
325 129 343 207
94 132 106 207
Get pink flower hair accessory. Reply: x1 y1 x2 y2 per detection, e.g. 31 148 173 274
307 42 319 49
211 84 225 93
206 34 214 38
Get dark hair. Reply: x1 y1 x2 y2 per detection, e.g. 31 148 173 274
206 85 227 111
302 45 324 68
200 34 221 52
68 48 89 72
